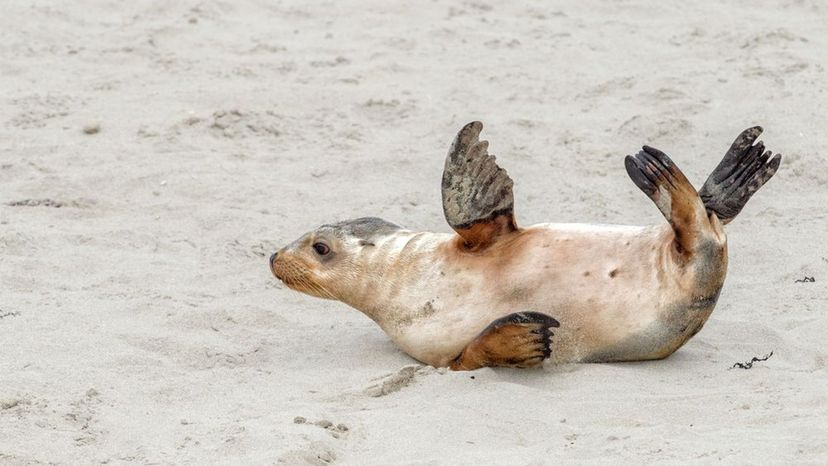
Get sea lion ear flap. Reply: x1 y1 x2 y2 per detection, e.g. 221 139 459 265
441 121 517 251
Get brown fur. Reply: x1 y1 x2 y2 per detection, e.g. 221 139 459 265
449 312 557 370
450 325 546 370
452 215 517 252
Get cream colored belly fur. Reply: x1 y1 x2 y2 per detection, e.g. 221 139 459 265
341 223 726 368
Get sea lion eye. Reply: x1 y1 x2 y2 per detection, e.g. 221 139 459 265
312 242 330 256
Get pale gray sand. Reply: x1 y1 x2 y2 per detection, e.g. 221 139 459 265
1 1 827 464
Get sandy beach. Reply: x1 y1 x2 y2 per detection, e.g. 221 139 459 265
2 0 827 464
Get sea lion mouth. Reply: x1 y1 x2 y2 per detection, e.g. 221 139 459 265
282 276 335 299
270 255 335 299
269 255 284 281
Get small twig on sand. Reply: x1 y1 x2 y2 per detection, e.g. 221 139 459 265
794 276 815 283
731 351 774 370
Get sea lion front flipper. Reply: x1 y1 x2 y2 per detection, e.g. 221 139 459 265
449 312 560 371
442 121 517 251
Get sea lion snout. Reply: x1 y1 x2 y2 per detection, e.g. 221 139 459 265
269 250 294 282
268 246 337 299
269 250 282 280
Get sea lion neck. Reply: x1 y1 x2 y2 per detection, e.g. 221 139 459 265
335 230 450 327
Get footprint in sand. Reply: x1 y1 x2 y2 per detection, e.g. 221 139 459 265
293 416 350 438
363 364 438 397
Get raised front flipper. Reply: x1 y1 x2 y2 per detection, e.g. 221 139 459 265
442 121 517 251
449 312 560 371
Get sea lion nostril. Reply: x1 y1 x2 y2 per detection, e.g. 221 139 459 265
270 252 278 266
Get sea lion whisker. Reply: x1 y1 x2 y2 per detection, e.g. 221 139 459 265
296 272 335 299
304 278 330 298
313 281 337 299
292 274 313 293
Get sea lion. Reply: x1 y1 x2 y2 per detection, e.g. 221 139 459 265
270 122 781 371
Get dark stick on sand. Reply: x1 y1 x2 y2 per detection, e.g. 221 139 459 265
731 351 774 369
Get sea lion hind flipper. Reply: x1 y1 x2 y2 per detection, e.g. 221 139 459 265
625 145 710 255
449 312 559 371
699 126 782 225
442 121 517 251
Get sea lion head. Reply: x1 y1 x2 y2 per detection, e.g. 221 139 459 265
270 217 402 299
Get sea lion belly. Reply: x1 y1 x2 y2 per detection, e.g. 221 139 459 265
385 223 726 367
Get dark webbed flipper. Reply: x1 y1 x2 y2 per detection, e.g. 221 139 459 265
449 312 560 371
699 126 782 224
442 121 517 251
625 145 709 254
